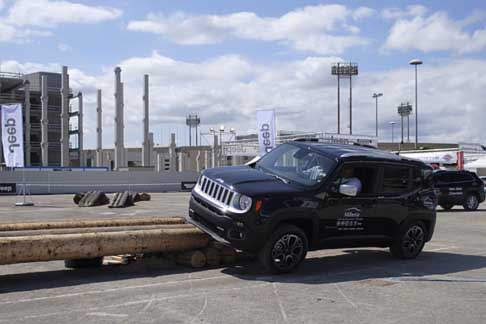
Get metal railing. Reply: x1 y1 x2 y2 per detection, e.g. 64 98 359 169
0 72 23 79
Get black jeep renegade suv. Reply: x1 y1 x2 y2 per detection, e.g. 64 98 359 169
188 142 437 273
431 170 485 211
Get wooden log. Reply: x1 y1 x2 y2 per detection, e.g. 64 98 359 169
0 224 195 237
0 217 186 232
0 227 210 265
176 250 206 268
203 247 221 267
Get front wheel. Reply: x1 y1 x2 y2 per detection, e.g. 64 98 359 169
390 222 427 259
463 194 479 211
259 224 308 274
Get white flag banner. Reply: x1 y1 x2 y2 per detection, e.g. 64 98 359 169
256 109 276 156
1 103 24 167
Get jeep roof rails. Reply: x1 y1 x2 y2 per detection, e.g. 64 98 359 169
294 137 319 142
352 142 377 149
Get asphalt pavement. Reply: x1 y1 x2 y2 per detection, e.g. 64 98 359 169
0 194 485 324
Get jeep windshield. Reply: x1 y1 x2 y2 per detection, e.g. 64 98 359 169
255 143 336 187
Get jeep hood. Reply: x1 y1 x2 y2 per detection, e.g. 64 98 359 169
202 166 303 195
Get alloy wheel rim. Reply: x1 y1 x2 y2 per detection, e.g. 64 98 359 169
467 196 478 209
271 234 304 270
402 225 424 257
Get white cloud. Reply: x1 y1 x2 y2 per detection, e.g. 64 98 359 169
382 5 428 19
0 21 51 43
383 8 486 54
4 53 486 148
6 0 121 28
0 0 121 43
57 43 70 52
127 5 372 54
353 6 376 20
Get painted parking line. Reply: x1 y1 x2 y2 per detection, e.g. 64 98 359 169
387 276 486 283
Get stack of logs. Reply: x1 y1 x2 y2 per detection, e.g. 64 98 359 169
0 217 210 266
0 217 251 269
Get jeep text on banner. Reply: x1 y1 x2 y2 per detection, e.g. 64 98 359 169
1 103 24 167
256 109 276 156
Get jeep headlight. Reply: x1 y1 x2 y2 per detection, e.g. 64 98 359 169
232 194 252 212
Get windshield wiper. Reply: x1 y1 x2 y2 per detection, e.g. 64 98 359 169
256 164 289 184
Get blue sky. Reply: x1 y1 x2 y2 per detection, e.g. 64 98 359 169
1 0 486 147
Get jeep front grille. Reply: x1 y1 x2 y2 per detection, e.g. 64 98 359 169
198 176 234 207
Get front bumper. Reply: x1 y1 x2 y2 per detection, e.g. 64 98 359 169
187 192 263 252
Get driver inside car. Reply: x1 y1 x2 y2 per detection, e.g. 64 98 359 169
297 154 326 182
340 166 362 194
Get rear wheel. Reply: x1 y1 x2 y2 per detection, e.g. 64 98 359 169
440 204 453 210
463 194 479 211
390 221 427 259
259 224 308 274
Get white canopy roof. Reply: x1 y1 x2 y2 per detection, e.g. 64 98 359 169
464 155 486 169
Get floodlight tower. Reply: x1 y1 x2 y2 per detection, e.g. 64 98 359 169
397 102 413 144
331 62 358 135
186 115 201 146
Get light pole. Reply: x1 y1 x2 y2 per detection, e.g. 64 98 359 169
219 125 225 167
389 121 396 144
372 93 383 138
409 59 423 149
331 63 358 134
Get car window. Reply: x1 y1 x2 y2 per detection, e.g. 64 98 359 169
333 163 379 197
255 143 336 187
380 165 411 195
412 167 422 189
435 172 472 184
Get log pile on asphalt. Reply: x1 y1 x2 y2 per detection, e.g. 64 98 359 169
0 217 210 266
0 216 253 270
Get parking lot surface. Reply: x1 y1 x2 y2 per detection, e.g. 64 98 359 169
0 194 485 324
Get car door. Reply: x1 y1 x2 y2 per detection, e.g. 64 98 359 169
318 162 380 247
373 164 414 239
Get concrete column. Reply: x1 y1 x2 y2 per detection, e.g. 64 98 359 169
156 153 162 172
78 92 83 166
196 150 201 172
142 74 150 167
114 67 125 170
204 150 209 170
169 133 177 172
23 80 31 166
178 152 183 172
60 66 70 166
41 76 49 166
212 134 218 168
148 132 154 168
96 89 102 167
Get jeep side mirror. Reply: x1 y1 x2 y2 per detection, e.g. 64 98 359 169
339 184 358 197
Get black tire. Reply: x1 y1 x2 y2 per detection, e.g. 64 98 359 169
440 204 453 210
463 194 479 211
390 221 427 260
258 224 308 274
64 257 103 269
